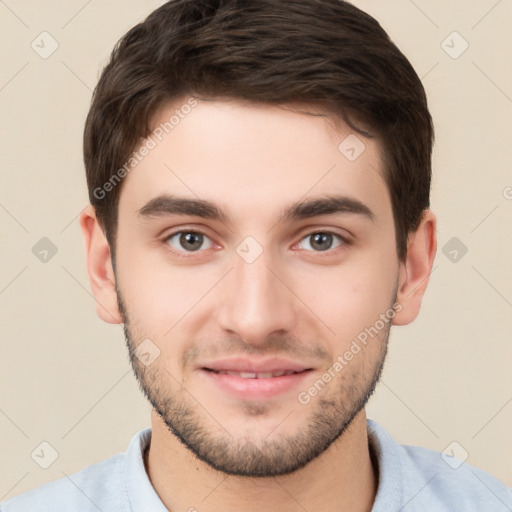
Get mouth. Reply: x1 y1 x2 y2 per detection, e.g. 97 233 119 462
203 369 305 379
198 358 314 399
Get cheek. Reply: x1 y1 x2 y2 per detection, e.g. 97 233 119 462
293 246 398 345
116 242 220 330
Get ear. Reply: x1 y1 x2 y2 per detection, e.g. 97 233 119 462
79 205 123 324
392 209 437 326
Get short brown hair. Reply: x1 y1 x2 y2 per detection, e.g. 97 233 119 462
84 0 434 262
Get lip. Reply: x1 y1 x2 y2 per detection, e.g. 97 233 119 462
199 357 312 374
198 357 314 400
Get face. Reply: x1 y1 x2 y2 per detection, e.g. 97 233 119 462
114 98 401 477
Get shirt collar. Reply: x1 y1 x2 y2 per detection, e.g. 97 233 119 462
124 427 169 512
367 418 404 511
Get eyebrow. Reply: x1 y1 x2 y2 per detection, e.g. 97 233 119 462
136 193 375 225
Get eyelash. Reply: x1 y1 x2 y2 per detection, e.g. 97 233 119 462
162 228 350 258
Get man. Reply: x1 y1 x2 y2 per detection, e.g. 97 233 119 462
2 0 510 510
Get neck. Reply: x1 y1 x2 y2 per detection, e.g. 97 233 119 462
144 409 377 512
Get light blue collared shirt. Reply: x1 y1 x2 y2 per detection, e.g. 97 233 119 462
2 419 511 511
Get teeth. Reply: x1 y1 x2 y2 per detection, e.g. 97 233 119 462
257 372 275 378
237 372 257 379
216 370 298 378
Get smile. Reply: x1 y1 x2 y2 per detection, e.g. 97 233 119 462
208 369 301 379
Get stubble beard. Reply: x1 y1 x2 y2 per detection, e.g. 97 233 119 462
117 288 391 478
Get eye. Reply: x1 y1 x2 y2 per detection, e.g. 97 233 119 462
298 232 345 252
164 230 214 253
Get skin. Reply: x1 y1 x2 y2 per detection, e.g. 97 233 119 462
80 97 436 512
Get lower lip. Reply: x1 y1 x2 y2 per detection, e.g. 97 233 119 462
200 369 313 400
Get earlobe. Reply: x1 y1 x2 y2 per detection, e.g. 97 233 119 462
393 210 437 326
79 205 123 324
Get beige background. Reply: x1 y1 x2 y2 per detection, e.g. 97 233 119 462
1 0 511 500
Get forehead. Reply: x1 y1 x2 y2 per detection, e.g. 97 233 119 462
117 97 391 228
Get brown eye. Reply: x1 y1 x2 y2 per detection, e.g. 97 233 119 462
299 232 344 252
165 231 213 252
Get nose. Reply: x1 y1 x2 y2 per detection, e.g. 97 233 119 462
216 247 298 346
